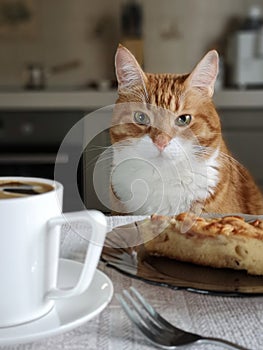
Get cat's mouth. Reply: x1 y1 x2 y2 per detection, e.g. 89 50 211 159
149 151 172 161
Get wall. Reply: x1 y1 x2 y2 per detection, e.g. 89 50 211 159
0 0 122 88
143 0 250 73
0 0 258 88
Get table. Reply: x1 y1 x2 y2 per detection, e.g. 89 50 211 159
2 216 263 350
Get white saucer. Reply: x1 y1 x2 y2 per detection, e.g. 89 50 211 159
0 258 114 346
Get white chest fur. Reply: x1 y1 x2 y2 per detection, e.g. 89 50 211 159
111 135 219 215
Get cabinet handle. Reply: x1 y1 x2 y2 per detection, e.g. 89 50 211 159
0 153 68 164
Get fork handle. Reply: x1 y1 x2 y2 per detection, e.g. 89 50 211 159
197 337 251 350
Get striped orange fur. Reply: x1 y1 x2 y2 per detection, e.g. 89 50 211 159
110 45 263 215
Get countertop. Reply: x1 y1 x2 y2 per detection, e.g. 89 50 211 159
1 88 263 109
0 90 117 110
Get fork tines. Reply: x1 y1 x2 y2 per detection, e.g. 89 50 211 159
116 287 200 348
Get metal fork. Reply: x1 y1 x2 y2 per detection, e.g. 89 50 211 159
116 287 251 350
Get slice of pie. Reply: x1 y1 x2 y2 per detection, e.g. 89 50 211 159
141 213 263 275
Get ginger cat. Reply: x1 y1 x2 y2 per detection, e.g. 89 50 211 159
109 45 263 215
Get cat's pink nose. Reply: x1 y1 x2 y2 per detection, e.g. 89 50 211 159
153 134 170 151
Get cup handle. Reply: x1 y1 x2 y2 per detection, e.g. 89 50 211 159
46 210 107 300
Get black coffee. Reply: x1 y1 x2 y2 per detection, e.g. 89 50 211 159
0 181 54 199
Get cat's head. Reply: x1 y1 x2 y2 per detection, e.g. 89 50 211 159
109 45 222 214
111 44 222 155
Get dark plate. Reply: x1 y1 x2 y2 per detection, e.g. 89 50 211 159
101 219 263 296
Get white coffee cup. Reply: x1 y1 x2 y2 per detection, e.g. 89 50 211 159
0 176 107 328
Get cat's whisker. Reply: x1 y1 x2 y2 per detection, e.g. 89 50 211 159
85 145 111 152
218 152 249 182
84 149 113 169
83 145 113 169
193 145 215 159
186 147 249 187
84 155 101 169
218 151 243 169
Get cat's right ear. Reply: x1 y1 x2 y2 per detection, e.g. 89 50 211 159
115 44 147 93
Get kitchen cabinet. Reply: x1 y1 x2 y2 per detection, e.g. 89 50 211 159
0 109 87 211
218 108 263 190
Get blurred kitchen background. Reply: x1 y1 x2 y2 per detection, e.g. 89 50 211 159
0 0 263 212
2 0 263 88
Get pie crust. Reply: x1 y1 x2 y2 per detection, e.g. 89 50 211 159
142 213 263 275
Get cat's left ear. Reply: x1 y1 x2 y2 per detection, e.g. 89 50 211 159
187 50 219 97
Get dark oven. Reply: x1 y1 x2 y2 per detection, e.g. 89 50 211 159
0 109 85 211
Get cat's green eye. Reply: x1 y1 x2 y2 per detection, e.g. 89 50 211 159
134 111 150 125
175 114 192 126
